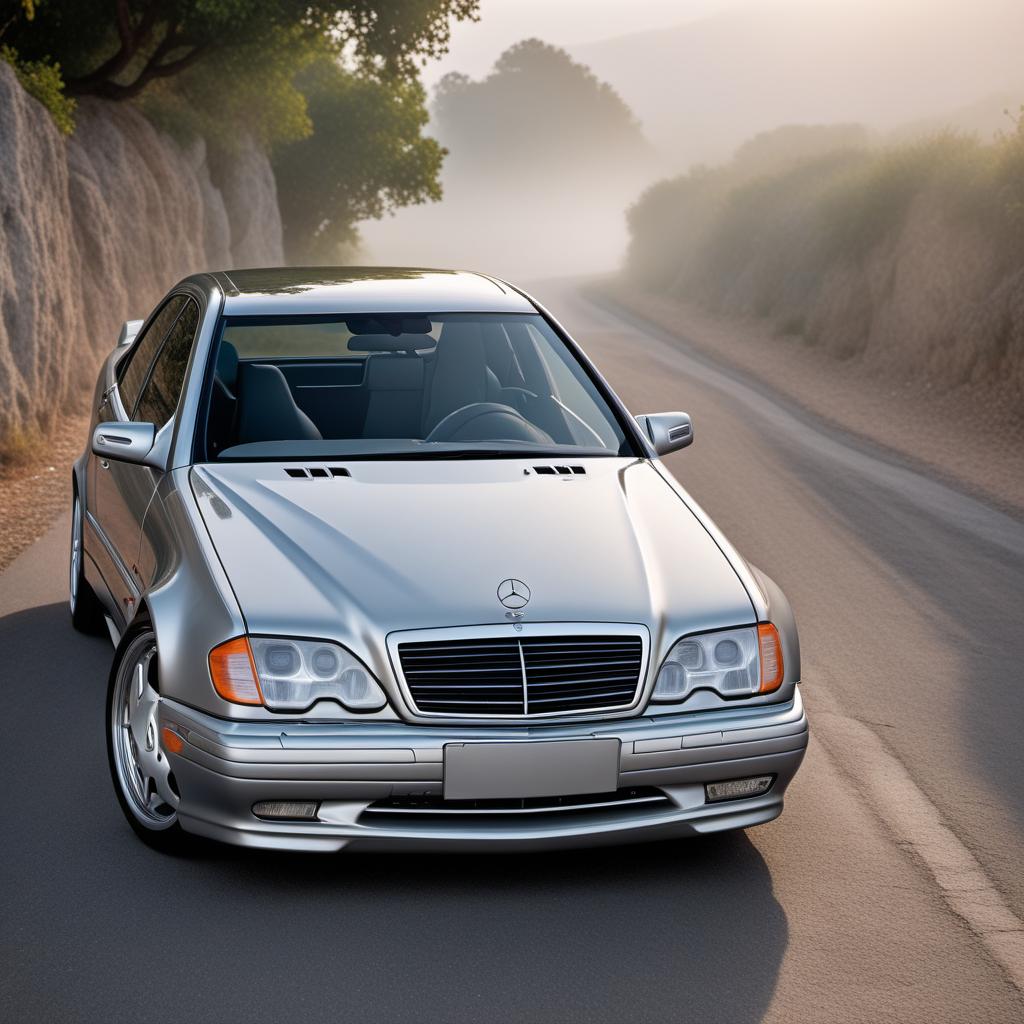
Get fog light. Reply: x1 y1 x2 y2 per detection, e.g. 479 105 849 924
252 800 319 820
705 775 773 802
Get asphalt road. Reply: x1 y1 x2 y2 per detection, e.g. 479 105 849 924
2 283 1023 1023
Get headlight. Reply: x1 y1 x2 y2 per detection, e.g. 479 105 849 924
653 624 784 702
209 636 387 712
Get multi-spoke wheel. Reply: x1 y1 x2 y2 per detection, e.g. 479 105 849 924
69 492 105 634
107 624 187 850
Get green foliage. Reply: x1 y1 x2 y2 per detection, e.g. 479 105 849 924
137 24 319 148
4 1 479 100
273 56 444 262
0 44 75 133
1 1 478 252
1 1 479 253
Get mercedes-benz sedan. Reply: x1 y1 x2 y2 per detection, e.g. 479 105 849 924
71 268 807 852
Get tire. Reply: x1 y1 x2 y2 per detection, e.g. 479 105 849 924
70 492 106 635
106 619 190 852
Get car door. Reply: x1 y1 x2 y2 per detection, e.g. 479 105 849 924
94 295 199 622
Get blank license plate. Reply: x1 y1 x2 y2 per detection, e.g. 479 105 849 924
443 739 620 800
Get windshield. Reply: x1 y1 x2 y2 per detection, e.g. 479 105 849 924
201 313 635 460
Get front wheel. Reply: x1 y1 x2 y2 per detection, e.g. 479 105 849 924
70 493 105 634
106 622 189 852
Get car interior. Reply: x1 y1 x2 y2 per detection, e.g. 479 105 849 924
205 315 624 457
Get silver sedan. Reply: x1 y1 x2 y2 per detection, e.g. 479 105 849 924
71 268 807 852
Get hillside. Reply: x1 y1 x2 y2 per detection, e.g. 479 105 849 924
621 124 1024 494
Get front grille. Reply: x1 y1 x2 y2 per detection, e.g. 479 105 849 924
397 634 644 717
360 787 671 828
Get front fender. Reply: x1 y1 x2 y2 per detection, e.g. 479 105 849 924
747 565 801 684
138 468 248 717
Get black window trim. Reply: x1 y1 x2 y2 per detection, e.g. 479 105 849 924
130 295 201 424
115 294 190 421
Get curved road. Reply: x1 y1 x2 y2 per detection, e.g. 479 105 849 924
1 283 1022 1023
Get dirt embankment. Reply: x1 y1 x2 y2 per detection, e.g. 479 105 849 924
0 62 284 453
599 279 1024 515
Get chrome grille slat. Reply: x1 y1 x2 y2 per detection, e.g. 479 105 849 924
398 633 644 717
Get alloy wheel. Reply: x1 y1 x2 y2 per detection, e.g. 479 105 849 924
110 632 179 829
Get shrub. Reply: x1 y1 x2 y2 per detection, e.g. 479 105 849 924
1 45 75 134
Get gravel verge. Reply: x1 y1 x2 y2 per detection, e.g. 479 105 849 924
0 416 89 574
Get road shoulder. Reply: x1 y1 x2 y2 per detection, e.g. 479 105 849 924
591 279 1024 517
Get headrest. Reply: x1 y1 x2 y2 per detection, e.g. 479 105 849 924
365 354 426 389
237 363 321 443
216 339 239 391
347 333 436 353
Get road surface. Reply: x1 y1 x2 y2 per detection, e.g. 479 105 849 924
1 282 1022 1023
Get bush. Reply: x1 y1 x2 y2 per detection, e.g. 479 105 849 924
1 45 75 134
625 119 1024 389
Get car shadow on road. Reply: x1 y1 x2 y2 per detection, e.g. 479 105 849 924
187 833 789 1022
0 601 789 1024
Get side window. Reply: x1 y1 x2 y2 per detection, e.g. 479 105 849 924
135 299 201 427
117 296 187 415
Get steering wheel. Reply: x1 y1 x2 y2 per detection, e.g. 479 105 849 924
425 402 555 445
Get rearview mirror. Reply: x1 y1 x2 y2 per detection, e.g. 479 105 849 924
92 421 157 466
636 412 693 456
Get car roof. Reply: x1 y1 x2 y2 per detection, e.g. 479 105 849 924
201 267 538 317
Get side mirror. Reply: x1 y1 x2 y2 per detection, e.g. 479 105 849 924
636 412 694 456
92 421 157 466
117 319 145 348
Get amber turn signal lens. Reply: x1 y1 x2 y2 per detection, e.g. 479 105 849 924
757 623 784 694
209 636 263 705
161 726 185 754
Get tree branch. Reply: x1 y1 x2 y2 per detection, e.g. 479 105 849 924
64 2 167 96
77 38 208 101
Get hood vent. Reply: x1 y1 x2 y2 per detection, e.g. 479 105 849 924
284 466 350 479
532 465 586 476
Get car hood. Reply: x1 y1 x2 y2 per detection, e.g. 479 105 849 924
191 458 755 659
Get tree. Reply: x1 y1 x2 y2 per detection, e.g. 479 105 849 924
3 0 478 100
1 0 477 260
273 56 444 261
432 38 650 181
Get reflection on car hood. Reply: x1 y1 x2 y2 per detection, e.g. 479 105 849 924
191 459 754 647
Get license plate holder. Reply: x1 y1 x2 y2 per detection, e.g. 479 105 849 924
443 739 620 800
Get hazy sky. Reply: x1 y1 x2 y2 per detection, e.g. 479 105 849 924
365 0 1022 275
423 0 747 84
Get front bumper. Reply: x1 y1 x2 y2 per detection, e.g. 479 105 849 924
160 689 808 852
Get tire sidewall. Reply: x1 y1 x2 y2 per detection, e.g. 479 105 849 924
105 617 187 851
